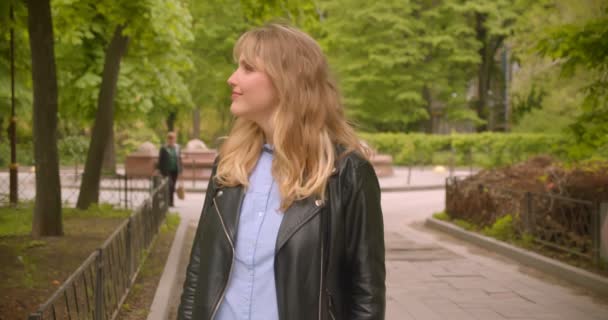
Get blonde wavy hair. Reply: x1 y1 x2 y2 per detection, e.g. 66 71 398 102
216 23 367 210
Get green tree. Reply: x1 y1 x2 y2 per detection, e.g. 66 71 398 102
61 0 193 209
508 0 601 135
321 0 481 132
538 4 608 159
449 0 534 131
322 0 429 132
184 0 319 143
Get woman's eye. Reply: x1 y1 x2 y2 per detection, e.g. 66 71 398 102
242 63 254 72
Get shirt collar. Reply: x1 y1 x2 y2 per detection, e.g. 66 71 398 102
262 143 274 154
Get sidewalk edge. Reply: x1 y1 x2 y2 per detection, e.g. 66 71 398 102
146 217 189 320
425 217 608 297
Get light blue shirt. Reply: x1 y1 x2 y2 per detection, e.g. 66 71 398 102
216 145 283 320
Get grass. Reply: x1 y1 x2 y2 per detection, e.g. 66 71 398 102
117 212 180 320
433 212 607 276
432 211 450 221
0 202 131 237
0 203 135 319
482 214 515 241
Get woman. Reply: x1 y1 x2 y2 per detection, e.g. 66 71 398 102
178 23 385 320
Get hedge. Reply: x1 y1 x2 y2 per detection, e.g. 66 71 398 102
360 132 570 168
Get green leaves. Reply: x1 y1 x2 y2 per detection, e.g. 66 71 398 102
321 0 484 132
50 0 194 128
537 5 608 159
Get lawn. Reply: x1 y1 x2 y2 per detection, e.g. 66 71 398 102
0 204 131 319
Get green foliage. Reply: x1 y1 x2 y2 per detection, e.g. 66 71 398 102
361 132 569 168
2 0 604 166
507 0 587 134
115 121 161 163
517 232 535 248
433 211 450 221
161 212 180 233
322 0 483 132
537 7 608 160
52 0 194 129
184 0 320 143
185 0 247 141
58 136 89 165
0 142 35 166
482 214 515 241
511 0 607 158
0 204 32 237
454 219 475 231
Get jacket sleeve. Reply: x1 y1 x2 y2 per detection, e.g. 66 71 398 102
343 161 386 320
177 160 218 320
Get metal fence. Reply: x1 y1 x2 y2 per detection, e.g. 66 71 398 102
0 170 156 209
446 176 603 266
27 177 169 320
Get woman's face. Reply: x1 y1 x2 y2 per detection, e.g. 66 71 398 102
227 56 277 125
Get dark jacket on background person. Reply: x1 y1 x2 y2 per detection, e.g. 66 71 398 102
157 144 182 176
177 151 386 320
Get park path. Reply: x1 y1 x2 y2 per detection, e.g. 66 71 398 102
152 167 608 320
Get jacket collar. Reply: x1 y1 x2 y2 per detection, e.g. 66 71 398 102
212 160 340 253
213 184 324 253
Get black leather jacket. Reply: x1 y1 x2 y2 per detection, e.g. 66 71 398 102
177 151 386 320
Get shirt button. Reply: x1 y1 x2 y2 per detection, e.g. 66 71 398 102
258 211 263 217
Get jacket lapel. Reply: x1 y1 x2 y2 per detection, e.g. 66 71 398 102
275 196 324 254
274 166 340 254
213 185 245 245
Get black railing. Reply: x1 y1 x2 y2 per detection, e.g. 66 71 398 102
27 177 169 320
446 176 604 266
0 171 157 209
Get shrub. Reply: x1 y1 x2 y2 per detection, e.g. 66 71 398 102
483 214 516 241
360 132 571 168
433 211 450 221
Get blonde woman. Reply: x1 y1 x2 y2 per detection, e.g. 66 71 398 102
178 23 385 320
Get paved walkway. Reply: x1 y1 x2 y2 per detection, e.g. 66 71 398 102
150 168 608 320
383 190 608 320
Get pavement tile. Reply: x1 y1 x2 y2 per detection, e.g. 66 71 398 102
421 298 472 319
397 298 443 320
436 288 489 303
463 307 507 320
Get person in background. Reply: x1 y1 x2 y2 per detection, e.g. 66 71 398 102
177 23 385 320
158 131 182 207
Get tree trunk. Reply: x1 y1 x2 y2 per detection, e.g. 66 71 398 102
102 128 116 174
475 13 505 132
27 0 63 237
77 25 129 209
475 12 489 132
422 86 433 134
192 107 200 139
166 112 176 132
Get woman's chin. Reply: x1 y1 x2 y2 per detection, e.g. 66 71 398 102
229 104 243 117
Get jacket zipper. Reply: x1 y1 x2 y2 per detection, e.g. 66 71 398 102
209 194 243 320
318 230 324 320
328 293 336 320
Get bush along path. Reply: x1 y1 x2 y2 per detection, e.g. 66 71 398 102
442 156 608 274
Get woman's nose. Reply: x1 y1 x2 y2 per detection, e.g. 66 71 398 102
227 71 237 87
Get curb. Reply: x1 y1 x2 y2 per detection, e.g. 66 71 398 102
59 184 446 193
425 217 608 297
146 217 189 320
381 185 444 192
178 184 445 194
